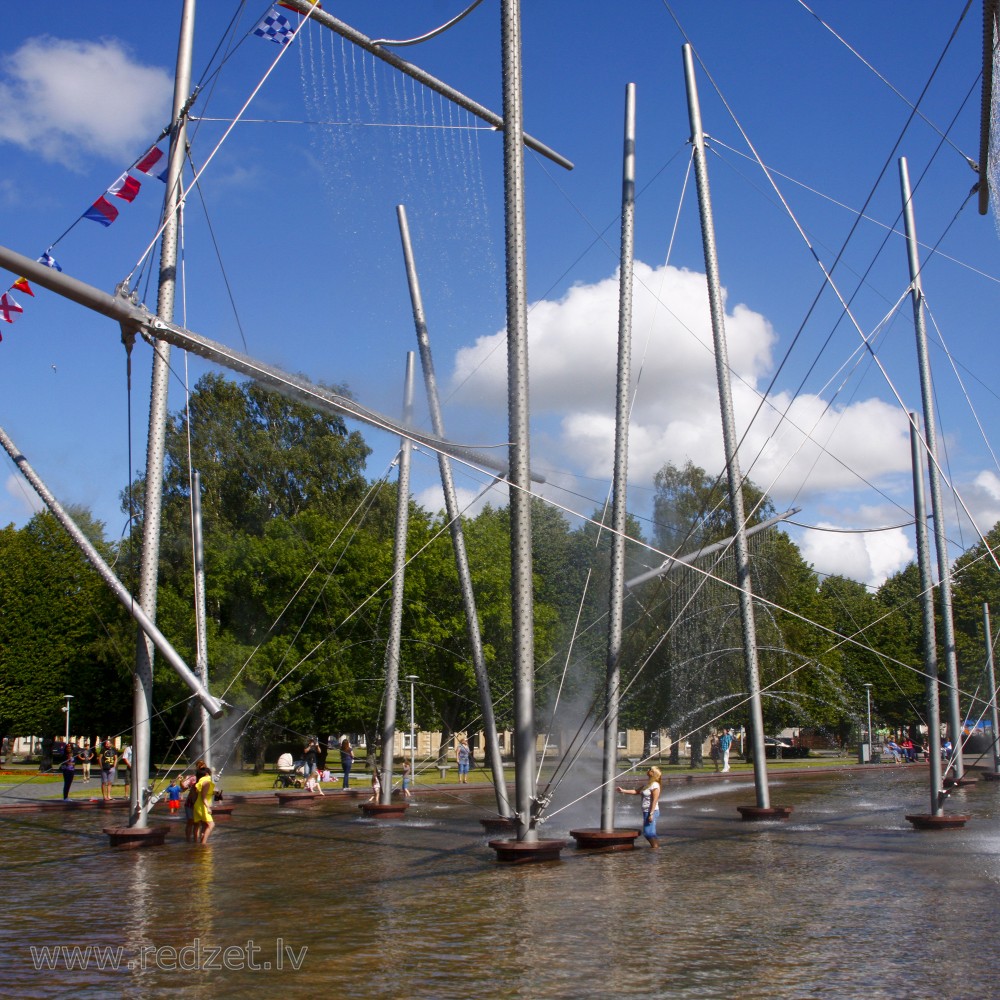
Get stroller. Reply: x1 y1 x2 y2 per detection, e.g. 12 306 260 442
273 752 305 788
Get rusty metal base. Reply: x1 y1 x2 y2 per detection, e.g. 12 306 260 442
488 838 566 864
104 825 169 850
359 801 409 819
905 813 970 830
568 828 640 851
737 805 794 821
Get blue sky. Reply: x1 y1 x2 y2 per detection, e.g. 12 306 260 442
1 1 998 588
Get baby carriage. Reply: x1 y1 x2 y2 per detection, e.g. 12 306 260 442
273 752 305 788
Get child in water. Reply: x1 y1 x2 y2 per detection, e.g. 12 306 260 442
167 778 182 812
368 763 381 802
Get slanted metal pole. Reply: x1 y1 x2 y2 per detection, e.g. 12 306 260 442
380 353 415 804
501 0 538 842
683 43 770 809
626 509 799 589
0 425 223 716
396 204 510 818
983 604 1000 775
910 414 944 814
278 0 572 171
192 471 211 769
0 243 535 484
132 0 195 827
601 82 636 832
899 158 964 780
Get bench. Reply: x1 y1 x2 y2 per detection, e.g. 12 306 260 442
436 765 452 780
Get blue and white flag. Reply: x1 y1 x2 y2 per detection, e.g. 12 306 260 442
37 252 62 272
253 6 294 45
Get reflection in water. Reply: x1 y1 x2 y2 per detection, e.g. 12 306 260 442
1 769 998 998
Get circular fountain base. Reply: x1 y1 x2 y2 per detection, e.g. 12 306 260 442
479 815 517 835
905 813 970 830
104 825 169 850
569 828 640 851
978 770 1000 782
737 805 794 821
359 801 409 819
210 804 235 822
488 838 566 864
275 792 322 807
943 775 978 788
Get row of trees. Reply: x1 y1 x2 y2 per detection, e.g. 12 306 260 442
1 375 997 769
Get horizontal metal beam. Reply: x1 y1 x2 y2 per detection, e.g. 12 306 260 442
0 243 543 484
626 508 799 590
280 0 573 171
0 424 225 719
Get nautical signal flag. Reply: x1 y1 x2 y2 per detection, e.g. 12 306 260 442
134 144 169 182
254 7 295 44
109 172 141 203
84 195 119 227
12 277 34 297
37 252 62 271
0 291 24 324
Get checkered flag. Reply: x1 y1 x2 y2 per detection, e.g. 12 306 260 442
253 6 295 45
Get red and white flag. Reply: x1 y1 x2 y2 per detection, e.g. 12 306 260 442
0 291 24 323
134 145 169 182
109 172 141 203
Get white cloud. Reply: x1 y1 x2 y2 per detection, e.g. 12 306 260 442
799 522 913 589
0 37 172 165
414 481 507 520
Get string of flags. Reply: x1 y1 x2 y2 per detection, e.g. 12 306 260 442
2 6 314 339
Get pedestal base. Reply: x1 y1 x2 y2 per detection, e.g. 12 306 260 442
210 804 235 822
488 838 566 864
737 805 794 821
359 801 409 819
905 813 970 830
479 816 517 835
979 770 1000 782
275 792 322 807
944 775 978 788
104 825 169 850
569 828 639 851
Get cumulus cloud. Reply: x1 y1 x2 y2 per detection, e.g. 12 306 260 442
0 37 172 165
444 260 937 585
414 481 507 520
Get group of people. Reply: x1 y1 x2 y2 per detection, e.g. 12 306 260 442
52 737 131 802
165 760 215 843
884 737 920 762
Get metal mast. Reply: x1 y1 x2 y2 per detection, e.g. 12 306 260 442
910 415 945 815
899 157 964 781
396 204 510 817
192 470 211 769
683 44 770 809
983 604 1000 776
601 83 637 831
131 0 195 827
500 0 538 842
380 353 415 804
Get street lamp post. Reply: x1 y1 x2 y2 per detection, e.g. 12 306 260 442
62 694 74 745
864 683 873 764
405 674 418 790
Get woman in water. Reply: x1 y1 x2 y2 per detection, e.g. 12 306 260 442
617 766 662 849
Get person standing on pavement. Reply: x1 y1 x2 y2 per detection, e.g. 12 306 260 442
457 738 471 784
719 727 734 773
99 740 117 803
339 736 354 789
78 742 94 782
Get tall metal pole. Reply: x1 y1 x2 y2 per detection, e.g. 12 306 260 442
500 0 538 842
380 353 415 805
683 44 770 808
864 683 873 762
899 157 964 781
601 82 636 832
63 695 73 744
910 414 944 815
983 604 1000 775
395 204 510 817
131 0 195 828
406 674 418 789
192 471 211 769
